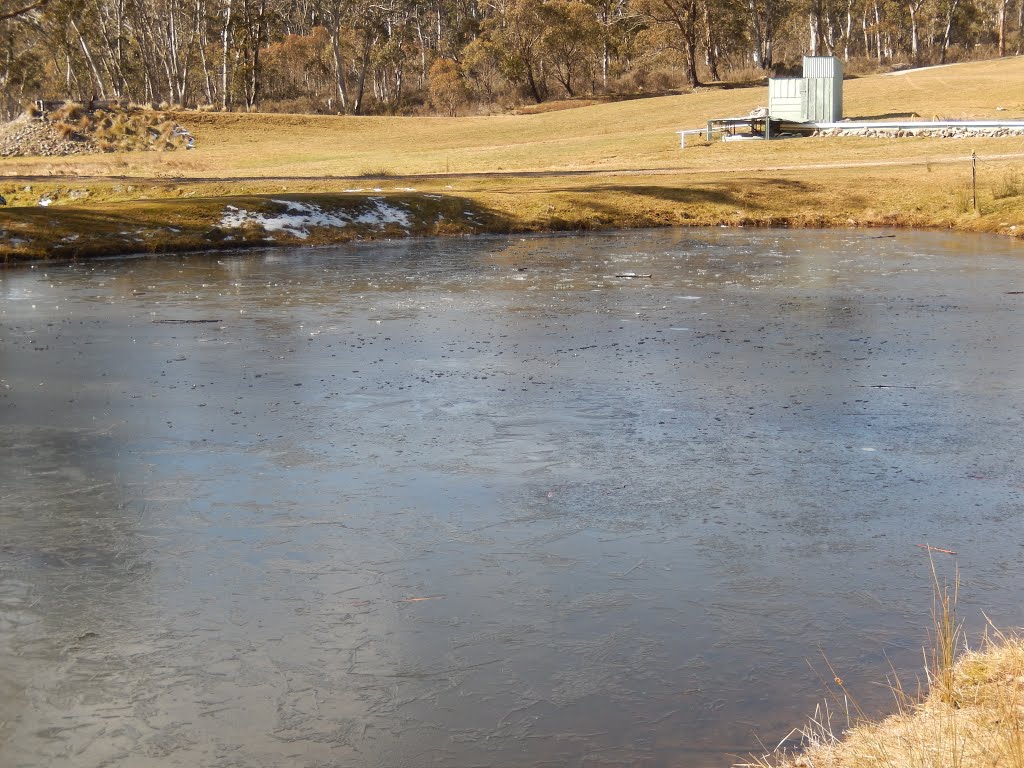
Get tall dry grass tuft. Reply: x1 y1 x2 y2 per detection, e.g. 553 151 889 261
739 563 1024 768
953 184 976 214
54 122 80 140
51 102 84 122
991 169 1022 199
928 557 962 706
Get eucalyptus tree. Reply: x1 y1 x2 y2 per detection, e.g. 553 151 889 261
0 0 1016 118
589 0 638 86
0 1 46 117
540 0 602 96
478 0 549 102
634 0 703 86
316 0 357 111
748 0 788 67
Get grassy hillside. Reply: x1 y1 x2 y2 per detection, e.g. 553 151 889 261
2 57 1024 261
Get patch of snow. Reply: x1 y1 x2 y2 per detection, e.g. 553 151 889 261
38 197 52 207
220 201 345 239
8 237 27 246
219 198 413 239
352 198 412 228
172 126 196 149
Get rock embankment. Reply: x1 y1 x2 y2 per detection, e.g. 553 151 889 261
815 125 1024 139
0 113 98 157
0 102 195 158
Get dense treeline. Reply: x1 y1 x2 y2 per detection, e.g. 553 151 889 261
0 0 1021 118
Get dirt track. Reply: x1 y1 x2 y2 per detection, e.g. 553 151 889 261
3 151 1024 185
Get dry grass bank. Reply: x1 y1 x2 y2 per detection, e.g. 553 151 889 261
2 57 1024 261
742 633 1024 768
741 565 1024 768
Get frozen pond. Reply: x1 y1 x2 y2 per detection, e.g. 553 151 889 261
1 228 1023 767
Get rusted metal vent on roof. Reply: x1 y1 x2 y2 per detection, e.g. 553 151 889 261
768 56 843 123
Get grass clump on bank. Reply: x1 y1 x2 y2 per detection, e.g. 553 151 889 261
749 634 1024 768
742 565 1024 768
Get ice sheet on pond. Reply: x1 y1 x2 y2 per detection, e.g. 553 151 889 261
1 228 1023 768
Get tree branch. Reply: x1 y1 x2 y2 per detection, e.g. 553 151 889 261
0 0 47 22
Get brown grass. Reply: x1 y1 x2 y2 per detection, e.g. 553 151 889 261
4 57 1022 180
54 122 79 140
739 561 1024 768
741 633 1024 768
992 169 1023 200
2 57 1024 261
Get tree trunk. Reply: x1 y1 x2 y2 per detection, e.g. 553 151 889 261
939 0 959 64
997 0 1008 57
330 28 350 112
843 0 853 59
702 1 720 80
353 28 374 114
684 36 699 86
1017 0 1023 54
221 0 233 110
873 0 882 62
69 19 108 99
861 6 869 56
908 2 919 62
524 62 544 102
749 0 765 67
247 0 267 111
197 0 214 105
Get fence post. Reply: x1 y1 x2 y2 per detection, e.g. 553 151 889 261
972 151 977 212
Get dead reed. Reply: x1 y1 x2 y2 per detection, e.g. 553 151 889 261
738 562 1024 768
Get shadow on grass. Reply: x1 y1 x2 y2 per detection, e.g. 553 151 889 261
705 79 769 91
847 112 922 121
515 177 833 232
0 192 514 264
550 177 811 210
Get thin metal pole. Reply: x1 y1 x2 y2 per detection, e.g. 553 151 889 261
972 151 977 211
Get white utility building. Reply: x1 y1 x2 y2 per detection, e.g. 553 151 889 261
768 56 843 123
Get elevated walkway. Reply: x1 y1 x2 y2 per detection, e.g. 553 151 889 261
678 118 1024 147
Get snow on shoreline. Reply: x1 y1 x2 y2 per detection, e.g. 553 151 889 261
219 198 412 239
